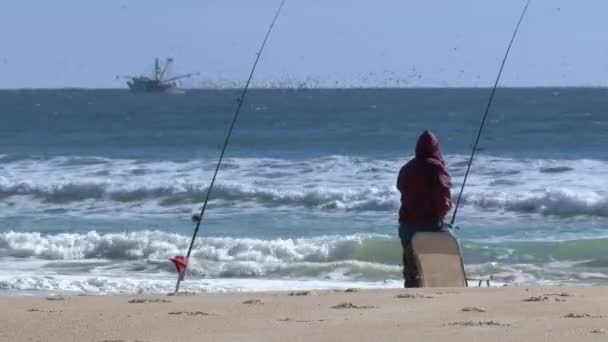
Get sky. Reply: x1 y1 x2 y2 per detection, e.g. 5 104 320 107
1 0 607 88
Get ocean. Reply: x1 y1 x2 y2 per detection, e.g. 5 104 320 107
1 88 607 294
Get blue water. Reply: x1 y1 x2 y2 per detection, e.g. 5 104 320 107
1 88 607 294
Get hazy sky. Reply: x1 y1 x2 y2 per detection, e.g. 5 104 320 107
1 0 607 88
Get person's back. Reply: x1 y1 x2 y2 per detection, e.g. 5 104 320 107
397 130 451 226
396 130 452 287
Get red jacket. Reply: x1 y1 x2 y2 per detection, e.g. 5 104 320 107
397 131 452 225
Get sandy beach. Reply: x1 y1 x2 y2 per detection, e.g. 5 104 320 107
0 287 606 341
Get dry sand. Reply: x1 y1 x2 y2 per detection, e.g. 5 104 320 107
0 287 607 342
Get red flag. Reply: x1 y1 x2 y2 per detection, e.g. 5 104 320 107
170 256 188 281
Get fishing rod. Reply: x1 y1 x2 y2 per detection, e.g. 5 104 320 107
450 0 530 226
172 0 287 293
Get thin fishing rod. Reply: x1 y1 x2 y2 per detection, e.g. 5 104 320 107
450 0 530 225
174 0 287 293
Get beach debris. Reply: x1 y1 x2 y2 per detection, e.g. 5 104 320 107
242 299 263 305
563 313 601 318
168 311 213 316
396 293 433 299
128 298 171 304
331 302 375 309
278 317 325 323
460 307 487 313
27 308 61 313
447 320 509 327
537 293 571 302
544 292 571 297
523 294 571 302
590 329 606 334
434 291 459 295
288 291 311 296
45 296 66 301
167 291 197 297
344 288 359 293
523 296 549 302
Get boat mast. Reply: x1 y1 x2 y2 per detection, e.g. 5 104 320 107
154 57 160 80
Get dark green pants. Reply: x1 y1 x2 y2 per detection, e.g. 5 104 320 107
399 224 450 288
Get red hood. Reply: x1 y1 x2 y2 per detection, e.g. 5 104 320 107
415 130 444 162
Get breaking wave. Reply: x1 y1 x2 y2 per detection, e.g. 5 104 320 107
1 182 608 218
1 155 608 218
2 230 608 271
1 231 608 294
461 189 608 218
0 231 400 265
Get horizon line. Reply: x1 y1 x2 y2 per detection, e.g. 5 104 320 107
1 85 607 91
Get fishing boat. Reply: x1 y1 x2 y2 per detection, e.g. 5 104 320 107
118 57 197 93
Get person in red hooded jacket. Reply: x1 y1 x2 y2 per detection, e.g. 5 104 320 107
397 130 452 287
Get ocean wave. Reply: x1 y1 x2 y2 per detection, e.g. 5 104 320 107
0 182 183 203
2 230 608 268
2 260 605 295
0 275 401 295
0 231 400 264
1 231 608 293
2 181 608 218
1 155 608 218
0 231 404 283
462 189 608 217
0 181 395 210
